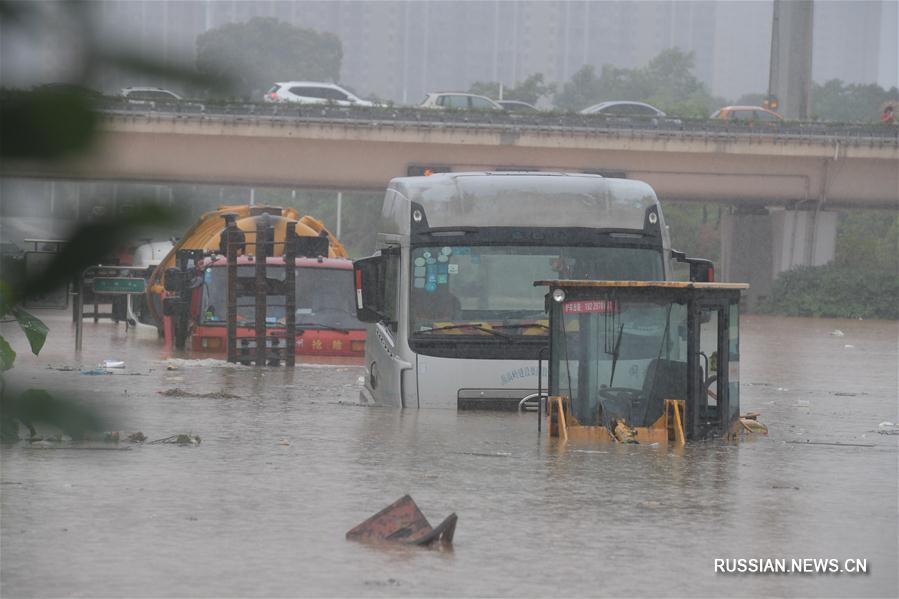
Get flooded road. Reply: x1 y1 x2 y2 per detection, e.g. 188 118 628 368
1 312 896 597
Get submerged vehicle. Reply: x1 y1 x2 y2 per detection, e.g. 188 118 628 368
190 254 364 357
354 171 713 409
149 205 365 357
536 279 766 443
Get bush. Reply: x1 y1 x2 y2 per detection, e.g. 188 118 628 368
758 263 899 319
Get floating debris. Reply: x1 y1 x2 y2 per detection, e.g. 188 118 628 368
147 434 202 446
878 422 899 435
158 388 240 399
102 359 126 369
739 414 768 434
453 451 512 458
81 369 113 376
787 440 875 448
346 495 456 547
830 329 845 337
612 420 639 443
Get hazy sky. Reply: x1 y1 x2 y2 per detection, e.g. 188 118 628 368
1 1 895 101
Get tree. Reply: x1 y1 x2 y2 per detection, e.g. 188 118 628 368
554 49 720 117
554 64 603 112
468 73 555 106
196 17 342 99
737 80 899 122
811 79 899 123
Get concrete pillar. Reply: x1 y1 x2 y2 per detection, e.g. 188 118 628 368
770 208 837 274
720 207 838 309
720 208 774 308
768 0 814 119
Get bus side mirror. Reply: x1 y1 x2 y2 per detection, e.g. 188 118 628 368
671 250 715 282
353 254 387 323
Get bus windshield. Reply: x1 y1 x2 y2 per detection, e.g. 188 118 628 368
200 265 359 330
410 245 663 335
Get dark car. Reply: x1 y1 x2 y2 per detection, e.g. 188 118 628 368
496 100 540 113
579 101 681 126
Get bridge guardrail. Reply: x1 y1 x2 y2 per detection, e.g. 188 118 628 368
97 99 899 145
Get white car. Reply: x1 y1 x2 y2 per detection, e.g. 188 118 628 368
420 92 503 111
264 82 374 106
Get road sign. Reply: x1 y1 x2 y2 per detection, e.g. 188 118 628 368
92 277 146 294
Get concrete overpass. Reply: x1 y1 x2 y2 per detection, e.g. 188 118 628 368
3 108 897 306
5 110 895 208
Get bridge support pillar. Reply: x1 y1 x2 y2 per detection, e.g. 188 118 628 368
720 207 837 309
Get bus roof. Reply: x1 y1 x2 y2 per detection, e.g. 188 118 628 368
384 172 661 233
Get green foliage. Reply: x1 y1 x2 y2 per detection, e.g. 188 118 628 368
9 307 48 357
0 0 191 443
811 80 899 123
469 73 556 106
0 204 176 442
735 92 767 106
196 17 343 98
663 203 721 263
0 337 15 372
758 263 898 319
554 49 720 116
739 80 899 122
0 89 99 160
759 211 899 319
834 211 899 269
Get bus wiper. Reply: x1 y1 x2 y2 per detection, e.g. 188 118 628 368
296 323 350 334
609 322 625 387
418 323 511 340
489 323 550 332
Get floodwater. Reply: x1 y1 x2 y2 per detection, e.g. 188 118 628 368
1 312 897 598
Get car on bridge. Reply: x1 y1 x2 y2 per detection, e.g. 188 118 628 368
496 100 540 113
420 92 503 111
264 82 374 107
121 87 182 103
120 87 204 112
579 101 680 125
711 105 784 123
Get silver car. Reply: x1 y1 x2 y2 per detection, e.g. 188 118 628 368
420 92 503 111
264 81 374 106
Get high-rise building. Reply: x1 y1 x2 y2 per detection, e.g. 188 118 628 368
1 1 894 105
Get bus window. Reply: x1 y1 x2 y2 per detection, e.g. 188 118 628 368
409 245 663 334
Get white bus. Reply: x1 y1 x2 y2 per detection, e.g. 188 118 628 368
353 172 710 409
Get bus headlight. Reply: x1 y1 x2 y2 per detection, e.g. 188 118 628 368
552 288 566 303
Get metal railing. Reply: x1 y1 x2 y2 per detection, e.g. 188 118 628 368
97 99 899 146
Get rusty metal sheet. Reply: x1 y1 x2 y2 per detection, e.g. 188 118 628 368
346 495 456 546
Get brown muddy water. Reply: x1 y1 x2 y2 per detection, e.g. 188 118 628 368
1 312 897 597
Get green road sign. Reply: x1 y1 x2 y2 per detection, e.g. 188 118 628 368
92 277 146 294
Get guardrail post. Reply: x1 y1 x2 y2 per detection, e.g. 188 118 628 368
254 219 267 367
74 268 86 352
226 228 238 363
284 222 297 368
